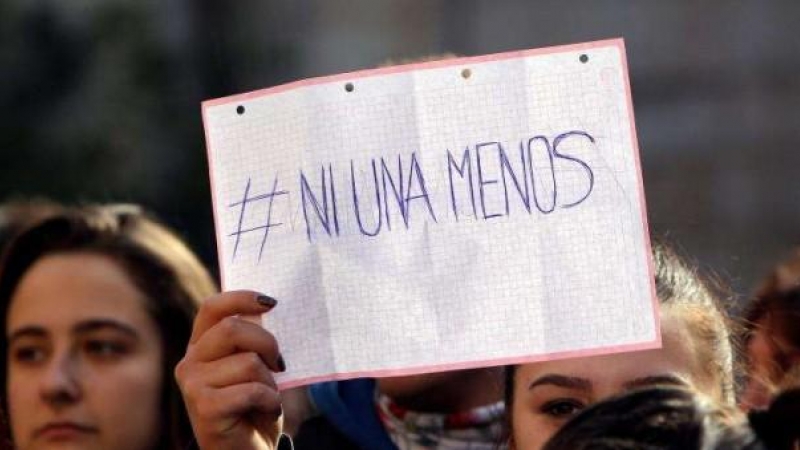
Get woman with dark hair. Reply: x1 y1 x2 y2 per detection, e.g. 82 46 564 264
1 204 217 450
741 249 800 411
541 385 800 450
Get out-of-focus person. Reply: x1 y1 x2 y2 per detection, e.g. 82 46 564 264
1 204 217 450
741 248 800 411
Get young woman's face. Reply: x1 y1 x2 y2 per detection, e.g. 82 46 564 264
510 311 719 450
5 252 163 450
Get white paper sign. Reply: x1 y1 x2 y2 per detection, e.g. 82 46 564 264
203 38 659 388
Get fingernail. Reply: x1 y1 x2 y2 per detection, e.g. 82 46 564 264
276 354 287 372
256 294 277 309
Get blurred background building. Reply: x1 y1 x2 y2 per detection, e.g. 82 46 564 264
1 0 798 302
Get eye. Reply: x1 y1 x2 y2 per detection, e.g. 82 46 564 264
84 340 129 359
10 344 48 365
540 399 585 418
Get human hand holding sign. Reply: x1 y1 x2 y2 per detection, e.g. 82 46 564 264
175 291 285 450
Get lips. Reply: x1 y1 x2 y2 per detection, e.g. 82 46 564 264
34 422 99 441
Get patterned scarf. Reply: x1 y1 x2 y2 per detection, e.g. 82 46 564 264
376 392 507 450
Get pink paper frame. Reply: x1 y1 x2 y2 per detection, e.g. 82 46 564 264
202 38 660 389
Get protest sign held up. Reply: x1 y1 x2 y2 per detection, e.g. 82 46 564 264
202 38 658 388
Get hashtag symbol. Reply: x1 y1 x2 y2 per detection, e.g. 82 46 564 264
228 176 288 263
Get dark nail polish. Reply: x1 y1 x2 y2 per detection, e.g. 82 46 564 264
276 354 287 372
256 295 277 309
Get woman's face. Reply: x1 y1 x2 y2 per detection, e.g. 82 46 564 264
510 311 719 450
5 252 163 450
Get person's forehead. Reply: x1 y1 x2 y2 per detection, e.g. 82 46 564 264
518 351 687 384
7 252 152 333
516 313 698 387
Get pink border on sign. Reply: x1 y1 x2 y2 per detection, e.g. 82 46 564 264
204 38 623 107
617 39 662 354
278 340 660 390
201 107 228 287
201 37 661 389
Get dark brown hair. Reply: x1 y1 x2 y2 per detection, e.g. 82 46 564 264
742 249 800 383
0 197 64 254
543 385 800 450
0 407 8 450
0 204 217 450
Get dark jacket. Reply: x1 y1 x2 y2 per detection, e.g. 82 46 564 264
291 379 397 450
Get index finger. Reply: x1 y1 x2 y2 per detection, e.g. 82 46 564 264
191 290 277 344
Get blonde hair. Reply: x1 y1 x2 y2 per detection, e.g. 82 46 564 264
652 243 735 404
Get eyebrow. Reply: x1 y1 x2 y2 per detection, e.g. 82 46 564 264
73 319 140 339
528 374 592 392
624 374 690 390
7 319 140 345
7 326 48 345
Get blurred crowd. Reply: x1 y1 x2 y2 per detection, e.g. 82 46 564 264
2 3 800 449
0 198 798 450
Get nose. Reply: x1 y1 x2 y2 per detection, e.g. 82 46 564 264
39 349 82 409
